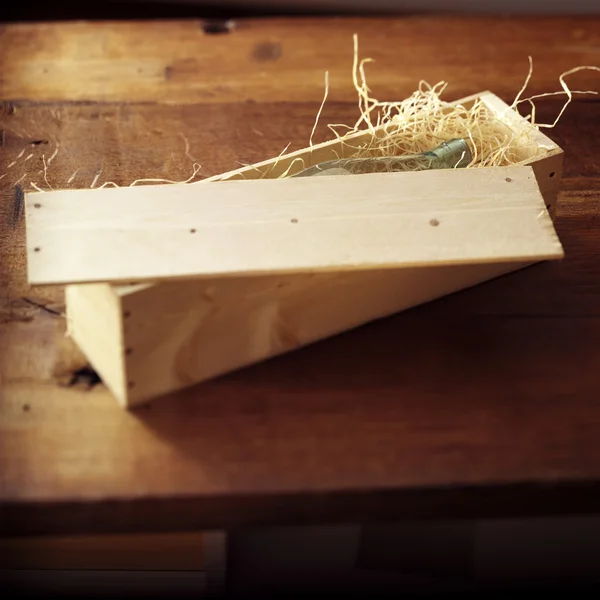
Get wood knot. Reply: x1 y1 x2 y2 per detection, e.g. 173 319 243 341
252 41 282 62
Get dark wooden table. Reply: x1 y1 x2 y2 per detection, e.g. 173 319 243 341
1 16 600 537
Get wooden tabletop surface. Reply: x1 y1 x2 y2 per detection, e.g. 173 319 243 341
1 15 600 536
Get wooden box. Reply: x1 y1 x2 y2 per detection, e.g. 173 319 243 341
27 92 564 408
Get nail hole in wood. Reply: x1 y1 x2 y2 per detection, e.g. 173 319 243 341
190 228 196 233
429 218 440 227
505 177 512 182
125 348 133 356
291 218 298 224
34 247 41 252
22 404 30 412
128 381 135 389
124 310 132 318
549 172 555 178
34 203 41 208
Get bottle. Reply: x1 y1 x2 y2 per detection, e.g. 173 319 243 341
292 138 472 177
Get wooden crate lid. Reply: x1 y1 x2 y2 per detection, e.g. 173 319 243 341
25 165 564 287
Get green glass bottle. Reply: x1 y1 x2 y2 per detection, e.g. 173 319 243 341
292 138 472 178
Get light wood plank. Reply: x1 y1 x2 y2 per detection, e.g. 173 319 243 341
64 284 127 402
117 261 527 407
71 264 531 407
25 166 563 287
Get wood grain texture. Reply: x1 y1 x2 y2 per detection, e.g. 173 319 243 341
1 17 600 104
24 166 562 286
3 311 600 535
1 15 600 535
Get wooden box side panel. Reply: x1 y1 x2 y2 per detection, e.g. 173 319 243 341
523 149 563 216
119 261 527 407
202 125 375 182
477 92 564 214
65 283 128 406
